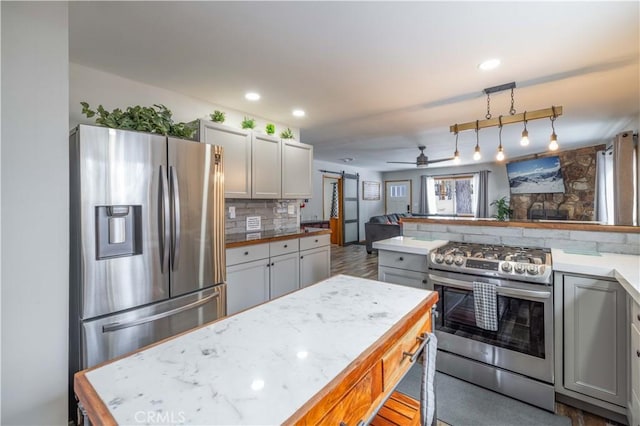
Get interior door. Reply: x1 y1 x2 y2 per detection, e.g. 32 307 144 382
168 138 225 297
342 173 360 245
385 180 412 214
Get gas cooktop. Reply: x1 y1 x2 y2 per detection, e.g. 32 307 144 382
428 242 552 284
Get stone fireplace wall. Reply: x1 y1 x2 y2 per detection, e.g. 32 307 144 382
510 144 606 221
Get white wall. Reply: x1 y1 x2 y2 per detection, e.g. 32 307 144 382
70 63 300 139
382 162 510 218
1 3 69 424
303 160 384 240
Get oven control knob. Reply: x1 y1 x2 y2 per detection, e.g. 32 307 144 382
454 256 464 266
444 254 454 265
501 262 512 272
527 264 539 275
433 254 444 264
514 263 526 274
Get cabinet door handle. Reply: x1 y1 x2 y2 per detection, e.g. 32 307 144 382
402 333 430 363
422 279 427 284
637 350 640 358
284 244 288 248
271 262 274 266
266 263 270 268
244 251 249 256
300 255 304 259
637 314 640 321
398 257 404 261
315 239 318 243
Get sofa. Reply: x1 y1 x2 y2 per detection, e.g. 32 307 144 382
365 213 422 254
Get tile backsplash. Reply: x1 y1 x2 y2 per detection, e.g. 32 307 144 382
224 199 300 235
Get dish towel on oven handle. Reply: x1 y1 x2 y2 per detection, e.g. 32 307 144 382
473 281 498 331
420 332 438 426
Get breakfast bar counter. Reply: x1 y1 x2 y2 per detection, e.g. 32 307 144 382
74 274 438 425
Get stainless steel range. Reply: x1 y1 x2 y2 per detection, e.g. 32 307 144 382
427 242 555 411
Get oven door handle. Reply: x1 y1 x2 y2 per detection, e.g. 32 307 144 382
428 274 551 300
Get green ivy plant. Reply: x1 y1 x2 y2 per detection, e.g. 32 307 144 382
241 117 256 129
210 110 226 123
491 196 513 221
265 123 276 135
80 102 197 139
280 127 294 139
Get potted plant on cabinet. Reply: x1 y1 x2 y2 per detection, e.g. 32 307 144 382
491 196 513 221
210 110 225 123
265 123 275 135
241 117 256 129
280 127 294 139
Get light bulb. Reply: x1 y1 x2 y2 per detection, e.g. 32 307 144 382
496 148 505 161
549 132 558 151
453 150 460 164
520 129 529 146
473 146 481 161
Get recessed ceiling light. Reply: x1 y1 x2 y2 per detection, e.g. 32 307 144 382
245 92 260 101
340 157 354 163
478 59 501 71
292 109 305 117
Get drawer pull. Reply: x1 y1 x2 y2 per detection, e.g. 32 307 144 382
422 279 427 284
398 257 404 261
244 251 249 256
637 313 640 321
402 333 430 363
340 422 364 426
637 350 640 358
284 244 288 248
315 239 319 243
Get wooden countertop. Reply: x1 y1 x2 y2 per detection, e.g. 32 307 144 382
225 228 331 248
74 275 438 425
401 217 640 233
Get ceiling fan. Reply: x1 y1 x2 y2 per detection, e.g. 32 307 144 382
387 145 455 168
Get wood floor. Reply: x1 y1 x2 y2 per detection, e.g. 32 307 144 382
329 243 620 426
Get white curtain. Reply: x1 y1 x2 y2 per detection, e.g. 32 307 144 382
595 150 614 224
419 175 437 215
473 170 490 218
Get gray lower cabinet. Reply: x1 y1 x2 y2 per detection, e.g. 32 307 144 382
630 298 640 426
226 258 270 315
270 252 300 299
555 272 628 413
300 246 331 288
377 250 428 289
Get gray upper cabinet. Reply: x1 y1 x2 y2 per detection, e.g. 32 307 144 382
282 139 313 199
252 133 282 199
200 121 252 199
199 121 313 200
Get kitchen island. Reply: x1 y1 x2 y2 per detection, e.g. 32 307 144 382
74 274 438 425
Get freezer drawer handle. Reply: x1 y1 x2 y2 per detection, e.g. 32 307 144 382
102 290 220 333
170 166 181 271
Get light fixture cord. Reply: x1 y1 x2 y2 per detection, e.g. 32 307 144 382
485 93 492 119
475 120 480 147
510 88 516 115
551 106 557 132
523 111 528 130
454 124 459 150
498 116 503 148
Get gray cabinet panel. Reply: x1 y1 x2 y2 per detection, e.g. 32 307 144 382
252 133 281 199
300 246 330 288
226 259 270 315
282 140 313 199
563 274 627 407
270 252 300 299
378 266 428 289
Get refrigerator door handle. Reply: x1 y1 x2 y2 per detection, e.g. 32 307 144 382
170 166 181 271
159 165 170 273
102 288 221 333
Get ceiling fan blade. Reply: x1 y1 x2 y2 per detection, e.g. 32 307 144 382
386 161 418 164
426 157 456 164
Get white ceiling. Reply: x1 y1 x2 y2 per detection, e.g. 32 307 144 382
69 1 639 172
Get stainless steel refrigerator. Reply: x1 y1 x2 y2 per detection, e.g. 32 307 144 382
69 124 226 418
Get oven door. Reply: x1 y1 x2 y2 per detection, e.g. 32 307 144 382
428 270 554 383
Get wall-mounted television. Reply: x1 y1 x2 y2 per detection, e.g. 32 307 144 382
506 156 565 194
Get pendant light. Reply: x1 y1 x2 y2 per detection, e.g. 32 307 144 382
473 120 481 161
549 106 559 151
453 124 461 164
520 111 530 146
496 116 505 161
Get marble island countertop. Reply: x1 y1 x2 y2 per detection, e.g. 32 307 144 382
74 275 437 425
372 236 448 255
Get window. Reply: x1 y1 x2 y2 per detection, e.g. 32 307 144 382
428 175 475 216
389 184 407 198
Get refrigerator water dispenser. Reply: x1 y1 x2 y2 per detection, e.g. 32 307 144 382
95 205 142 259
